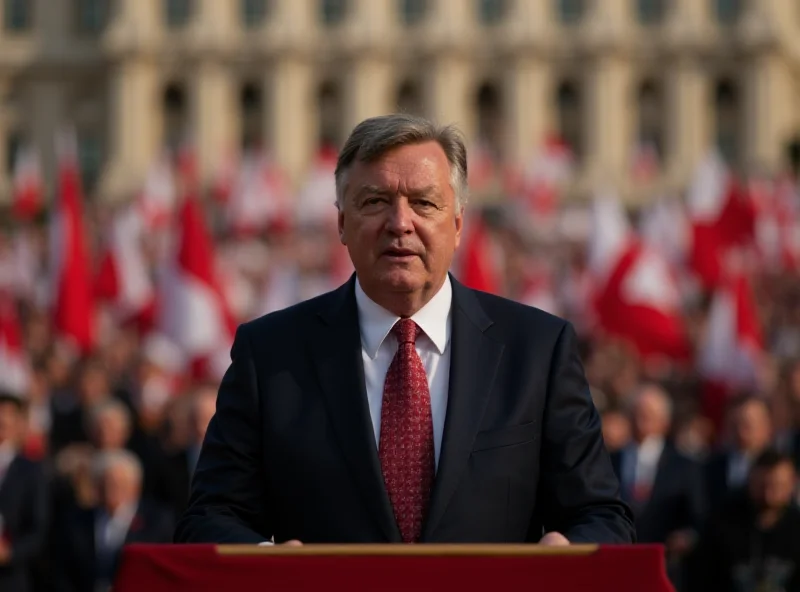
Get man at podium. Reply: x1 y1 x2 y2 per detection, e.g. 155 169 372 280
174 114 634 546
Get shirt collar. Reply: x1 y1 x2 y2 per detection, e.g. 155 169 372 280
355 275 452 359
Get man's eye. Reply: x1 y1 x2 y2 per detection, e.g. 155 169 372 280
416 200 435 208
364 197 385 206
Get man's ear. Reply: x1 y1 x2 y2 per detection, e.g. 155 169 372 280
453 207 464 250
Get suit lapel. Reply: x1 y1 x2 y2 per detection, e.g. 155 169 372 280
309 277 401 542
422 279 504 540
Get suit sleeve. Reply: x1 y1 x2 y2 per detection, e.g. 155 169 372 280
533 322 636 543
9 462 48 566
174 325 272 543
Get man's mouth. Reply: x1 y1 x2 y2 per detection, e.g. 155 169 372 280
382 247 418 259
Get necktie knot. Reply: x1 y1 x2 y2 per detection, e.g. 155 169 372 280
392 318 421 345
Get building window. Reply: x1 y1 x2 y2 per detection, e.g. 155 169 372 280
3 0 31 31
714 78 740 166
320 0 347 26
165 0 192 28
637 79 664 163
76 0 110 34
396 80 424 116
714 0 741 25
476 82 503 160
5 133 21 174
163 83 188 150
557 0 584 25
318 81 343 147
556 80 583 160
636 0 666 25
478 0 506 25
242 0 268 28
78 132 104 195
241 81 263 149
399 0 427 26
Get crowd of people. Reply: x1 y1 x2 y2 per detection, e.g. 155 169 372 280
0 140 799 591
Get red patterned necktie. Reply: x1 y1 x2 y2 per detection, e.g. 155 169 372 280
378 318 435 543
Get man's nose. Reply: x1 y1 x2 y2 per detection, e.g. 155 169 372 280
385 200 414 235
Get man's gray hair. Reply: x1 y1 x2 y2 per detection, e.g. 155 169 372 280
92 449 143 486
88 398 132 435
629 383 674 420
334 113 469 211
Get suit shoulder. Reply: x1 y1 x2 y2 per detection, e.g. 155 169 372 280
470 289 569 334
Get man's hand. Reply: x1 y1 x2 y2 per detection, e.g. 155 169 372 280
540 531 570 546
0 539 12 565
281 540 303 547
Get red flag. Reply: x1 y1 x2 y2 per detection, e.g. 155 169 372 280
50 132 95 353
698 269 763 426
455 216 502 294
0 293 29 396
156 194 236 381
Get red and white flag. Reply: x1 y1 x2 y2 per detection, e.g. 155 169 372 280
0 293 29 397
697 266 763 426
226 150 292 236
49 130 95 354
94 206 155 326
137 152 177 231
686 151 755 289
590 191 689 361
156 194 237 381
11 145 43 221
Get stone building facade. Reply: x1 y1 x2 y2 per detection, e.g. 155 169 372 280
0 0 799 203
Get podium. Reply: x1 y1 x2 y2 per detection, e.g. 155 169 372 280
114 544 674 591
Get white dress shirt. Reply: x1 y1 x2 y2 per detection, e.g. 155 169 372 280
355 276 453 471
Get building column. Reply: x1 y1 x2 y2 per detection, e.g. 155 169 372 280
504 57 551 168
424 55 476 144
193 60 238 187
585 55 632 187
100 59 160 201
343 57 394 133
742 52 793 174
665 57 709 184
270 56 316 186
0 80 10 201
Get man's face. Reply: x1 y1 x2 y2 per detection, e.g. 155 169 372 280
0 402 21 446
632 390 670 441
338 141 463 304
93 410 129 451
100 464 139 513
748 463 796 511
733 400 772 453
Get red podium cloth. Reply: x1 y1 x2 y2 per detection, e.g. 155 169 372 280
115 544 674 592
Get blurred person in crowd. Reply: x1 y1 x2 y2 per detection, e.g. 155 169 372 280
673 412 714 462
22 361 51 460
0 393 48 592
50 356 113 453
88 399 133 451
88 398 174 513
54 450 173 592
601 406 632 454
177 114 633 546
163 386 217 517
691 450 800 592
611 384 705 558
706 396 774 509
